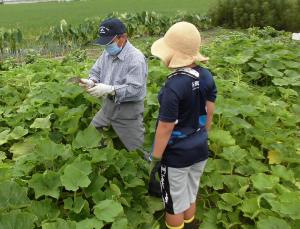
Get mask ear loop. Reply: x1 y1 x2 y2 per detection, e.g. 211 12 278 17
106 35 118 46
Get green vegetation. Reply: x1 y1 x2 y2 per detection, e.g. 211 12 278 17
1 1 300 228
0 11 212 58
0 0 217 36
211 0 300 31
0 28 22 54
39 11 211 48
0 29 299 228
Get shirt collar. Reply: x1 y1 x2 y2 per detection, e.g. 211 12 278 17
115 40 131 61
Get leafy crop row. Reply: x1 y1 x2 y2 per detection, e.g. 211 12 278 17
0 29 299 228
0 28 23 54
38 11 212 49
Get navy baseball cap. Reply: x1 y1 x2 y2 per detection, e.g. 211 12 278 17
96 18 126 45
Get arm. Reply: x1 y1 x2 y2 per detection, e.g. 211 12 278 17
88 55 103 83
114 58 147 103
152 121 175 159
152 86 179 159
205 101 215 131
204 71 217 130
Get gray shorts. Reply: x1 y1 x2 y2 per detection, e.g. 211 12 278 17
159 160 207 214
91 98 145 151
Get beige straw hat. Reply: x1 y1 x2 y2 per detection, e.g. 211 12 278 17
151 21 208 68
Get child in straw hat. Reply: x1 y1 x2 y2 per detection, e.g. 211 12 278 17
150 21 217 229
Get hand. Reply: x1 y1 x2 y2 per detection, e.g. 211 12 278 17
149 156 161 176
148 157 162 197
79 79 95 89
87 83 115 98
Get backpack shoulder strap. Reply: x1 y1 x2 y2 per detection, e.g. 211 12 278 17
168 67 208 131
167 67 199 79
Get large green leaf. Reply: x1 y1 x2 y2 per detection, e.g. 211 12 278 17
55 105 87 134
264 195 300 220
94 199 123 222
248 62 263 70
220 193 242 206
60 160 92 191
84 175 107 197
0 211 37 229
224 53 253 65
271 165 295 182
10 136 38 159
257 216 291 229
28 170 61 199
75 218 104 229
239 197 261 219
0 129 10 146
30 116 51 129
9 126 28 140
201 171 224 190
42 218 77 229
223 175 249 194
263 68 283 78
212 159 232 174
201 209 219 229
145 196 164 214
111 218 128 229
221 146 247 162
0 151 6 162
250 173 279 191
0 181 30 210
27 199 60 224
283 60 300 69
72 125 101 149
64 196 88 214
124 176 144 188
34 139 66 161
209 129 235 147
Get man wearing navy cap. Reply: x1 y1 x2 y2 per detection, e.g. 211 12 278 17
79 18 147 151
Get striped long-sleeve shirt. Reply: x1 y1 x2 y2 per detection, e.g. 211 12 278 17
89 41 147 103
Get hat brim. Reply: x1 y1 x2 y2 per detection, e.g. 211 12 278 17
151 37 209 68
95 35 115 45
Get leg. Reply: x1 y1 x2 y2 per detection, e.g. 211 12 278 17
91 104 111 130
160 164 190 228
111 101 144 151
111 113 144 151
112 117 144 151
91 101 112 147
184 160 208 228
184 202 196 220
165 213 184 229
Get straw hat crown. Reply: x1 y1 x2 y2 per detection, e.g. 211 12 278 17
151 21 208 68
164 22 201 56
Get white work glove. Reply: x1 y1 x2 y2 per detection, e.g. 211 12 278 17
79 79 95 89
87 83 115 97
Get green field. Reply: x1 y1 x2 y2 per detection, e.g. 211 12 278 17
1 1 300 227
0 0 216 35
1 29 300 228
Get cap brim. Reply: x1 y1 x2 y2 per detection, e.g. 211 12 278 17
95 35 115 45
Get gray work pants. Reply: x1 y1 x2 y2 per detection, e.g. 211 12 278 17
91 98 145 151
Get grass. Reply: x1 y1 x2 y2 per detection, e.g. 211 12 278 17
0 0 217 36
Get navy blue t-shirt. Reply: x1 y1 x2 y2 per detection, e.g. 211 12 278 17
157 66 217 168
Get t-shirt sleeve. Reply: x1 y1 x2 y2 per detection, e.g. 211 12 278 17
158 87 179 122
205 71 217 102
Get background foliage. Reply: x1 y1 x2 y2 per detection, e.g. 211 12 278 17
0 28 299 228
210 0 300 31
